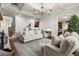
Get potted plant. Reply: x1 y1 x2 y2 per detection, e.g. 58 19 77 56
68 15 79 33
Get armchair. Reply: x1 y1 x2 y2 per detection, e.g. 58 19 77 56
42 35 79 56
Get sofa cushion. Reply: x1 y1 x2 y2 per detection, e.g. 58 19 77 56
29 30 34 36
51 34 61 47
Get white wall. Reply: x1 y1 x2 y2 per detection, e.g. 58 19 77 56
15 15 35 34
15 15 58 35
39 6 79 35
40 15 58 35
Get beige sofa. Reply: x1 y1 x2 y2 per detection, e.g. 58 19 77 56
42 32 79 56
20 29 43 43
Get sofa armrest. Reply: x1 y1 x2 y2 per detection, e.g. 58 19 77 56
42 44 60 56
46 44 60 52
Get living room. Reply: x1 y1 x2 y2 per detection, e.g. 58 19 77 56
0 3 79 56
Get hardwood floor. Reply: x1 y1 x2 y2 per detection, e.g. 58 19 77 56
9 37 51 56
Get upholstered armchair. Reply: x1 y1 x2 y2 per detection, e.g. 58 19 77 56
41 34 79 56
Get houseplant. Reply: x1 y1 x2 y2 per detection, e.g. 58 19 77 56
68 15 79 33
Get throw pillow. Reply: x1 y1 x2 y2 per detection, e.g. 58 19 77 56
58 34 64 40
71 32 79 39
51 34 61 47
64 31 70 37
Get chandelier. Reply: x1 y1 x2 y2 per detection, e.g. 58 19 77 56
32 3 52 16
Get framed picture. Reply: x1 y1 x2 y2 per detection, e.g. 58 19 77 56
34 19 39 28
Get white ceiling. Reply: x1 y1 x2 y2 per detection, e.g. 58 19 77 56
28 3 56 11
28 3 79 12
1 3 79 19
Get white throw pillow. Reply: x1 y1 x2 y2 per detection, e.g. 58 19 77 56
71 32 79 39
29 30 34 36
64 31 70 37
59 34 64 40
51 34 61 47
